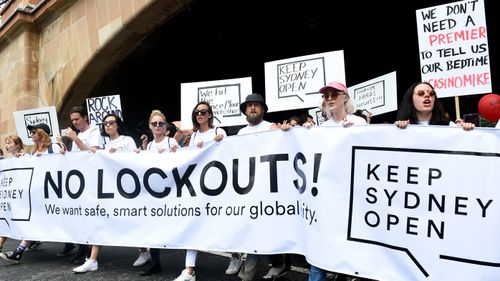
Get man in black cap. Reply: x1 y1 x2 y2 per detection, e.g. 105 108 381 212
230 93 288 281
237 93 280 134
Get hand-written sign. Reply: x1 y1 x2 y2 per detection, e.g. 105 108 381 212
277 58 324 100
352 82 385 110
86 95 123 125
416 0 491 97
198 84 241 122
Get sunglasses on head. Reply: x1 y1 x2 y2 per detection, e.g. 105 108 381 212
103 120 117 126
322 92 345 99
194 109 209 116
150 121 166 127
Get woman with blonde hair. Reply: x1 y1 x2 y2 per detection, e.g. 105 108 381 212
135 109 179 276
137 109 179 153
0 135 25 255
0 130 56 263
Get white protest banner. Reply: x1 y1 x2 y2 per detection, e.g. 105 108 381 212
349 71 398 116
264 50 345 112
12 106 60 145
416 0 491 97
180 77 252 129
86 94 123 126
1 126 499 281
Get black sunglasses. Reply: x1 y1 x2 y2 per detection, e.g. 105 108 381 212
103 120 117 126
150 121 166 127
322 92 345 99
194 109 209 116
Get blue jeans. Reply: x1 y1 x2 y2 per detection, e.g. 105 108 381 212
308 265 326 281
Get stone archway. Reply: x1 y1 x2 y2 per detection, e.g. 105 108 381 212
57 0 192 125
0 0 192 139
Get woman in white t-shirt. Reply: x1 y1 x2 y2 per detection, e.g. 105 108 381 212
0 124 64 264
318 81 367 127
137 109 179 154
0 135 36 264
100 114 137 152
395 82 475 131
173 101 227 281
308 82 369 281
134 109 179 276
72 113 137 274
189 101 227 147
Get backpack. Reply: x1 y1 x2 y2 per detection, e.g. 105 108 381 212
47 143 62 154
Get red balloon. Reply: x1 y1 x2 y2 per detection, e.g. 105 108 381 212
478 93 500 122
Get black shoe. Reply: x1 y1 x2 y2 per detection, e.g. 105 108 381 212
26 241 43 252
57 243 76 257
140 263 162 276
0 250 23 264
70 245 89 265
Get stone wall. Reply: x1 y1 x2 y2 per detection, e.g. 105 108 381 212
0 0 190 147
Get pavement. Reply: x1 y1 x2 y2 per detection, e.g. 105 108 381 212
0 239 311 281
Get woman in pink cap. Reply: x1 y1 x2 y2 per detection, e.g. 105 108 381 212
308 82 371 281
317 81 367 127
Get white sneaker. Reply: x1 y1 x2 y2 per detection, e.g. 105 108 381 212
73 259 98 273
262 264 288 279
133 250 152 267
173 269 196 281
225 256 243 275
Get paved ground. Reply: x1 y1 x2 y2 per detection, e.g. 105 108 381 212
0 239 311 281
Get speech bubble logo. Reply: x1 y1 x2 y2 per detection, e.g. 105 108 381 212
0 168 34 223
347 146 500 277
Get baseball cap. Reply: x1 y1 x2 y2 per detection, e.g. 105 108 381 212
319 81 348 94
27 123 51 135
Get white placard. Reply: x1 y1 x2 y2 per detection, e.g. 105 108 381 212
265 50 345 112
86 94 123 126
349 71 398 116
416 0 491 97
12 106 60 146
180 77 252 129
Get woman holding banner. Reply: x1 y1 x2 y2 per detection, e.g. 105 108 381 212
0 135 28 260
134 109 179 276
307 82 370 281
173 101 226 281
394 82 475 130
0 125 64 264
72 113 137 273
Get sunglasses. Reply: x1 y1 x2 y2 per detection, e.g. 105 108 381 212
29 130 37 136
150 121 166 127
416 90 436 97
194 109 209 116
103 120 117 126
322 92 345 99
